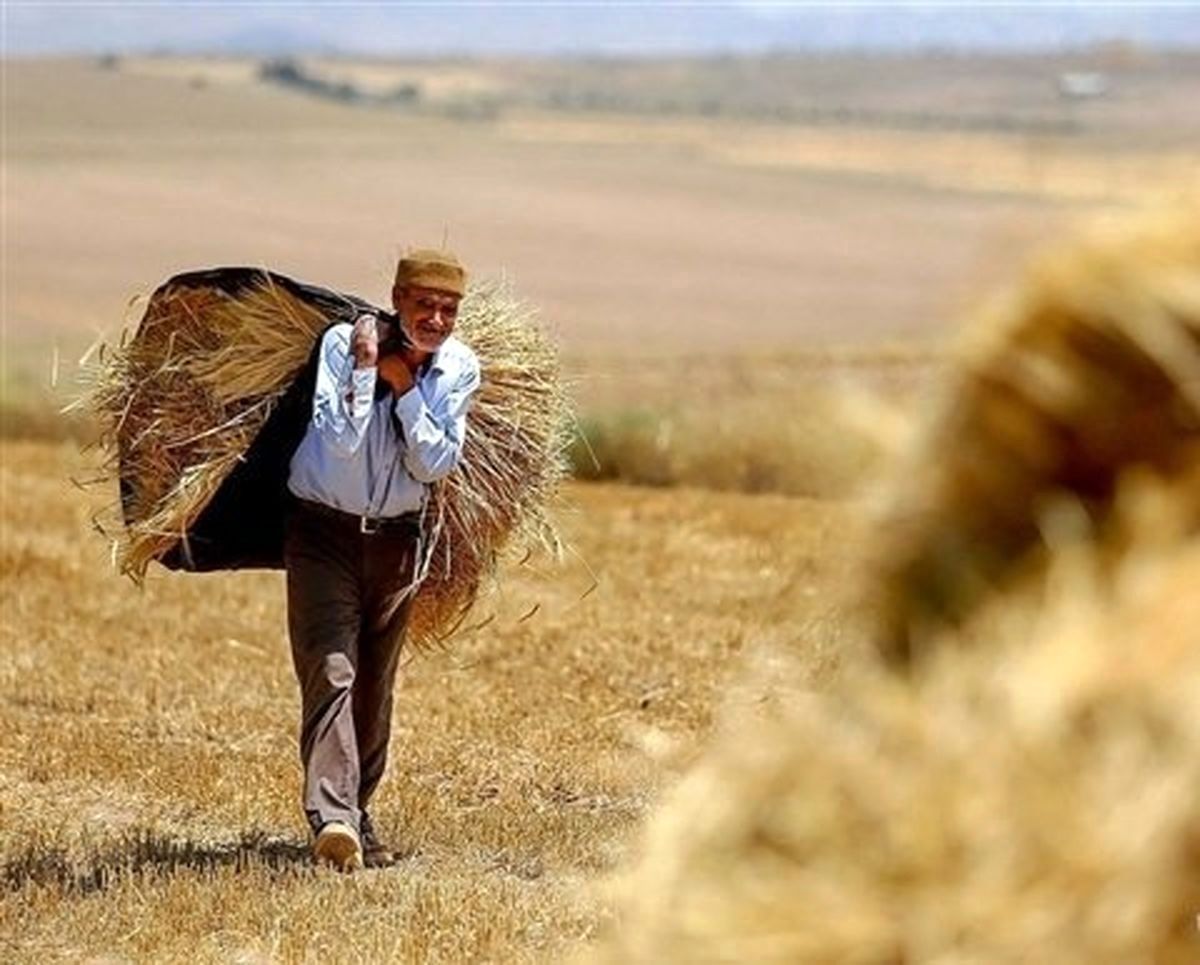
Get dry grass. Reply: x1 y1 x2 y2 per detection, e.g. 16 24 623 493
564 345 937 498
571 392 882 499
0 439 857 962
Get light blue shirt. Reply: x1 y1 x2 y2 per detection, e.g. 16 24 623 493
287 320 481 518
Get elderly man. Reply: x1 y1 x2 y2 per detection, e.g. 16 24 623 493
284 248 480 871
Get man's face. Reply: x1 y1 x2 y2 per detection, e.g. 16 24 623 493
393 285 461 354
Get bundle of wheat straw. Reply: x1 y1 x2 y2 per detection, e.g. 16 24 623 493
870 203 1200 663
83 278 329 576
82 271 571 648
413 279 572 643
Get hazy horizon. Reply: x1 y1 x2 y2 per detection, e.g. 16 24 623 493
5 2 1199 58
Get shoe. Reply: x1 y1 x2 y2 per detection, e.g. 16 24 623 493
360 811 397 869
313 821 364 872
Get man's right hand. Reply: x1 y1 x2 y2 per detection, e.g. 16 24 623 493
351 314 379 369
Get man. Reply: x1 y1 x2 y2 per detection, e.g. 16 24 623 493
284 248 480 871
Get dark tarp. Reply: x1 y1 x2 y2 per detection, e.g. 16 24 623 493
127 267 398 573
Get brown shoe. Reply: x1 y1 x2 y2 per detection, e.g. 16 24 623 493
313 821 364 872
361 811 396 868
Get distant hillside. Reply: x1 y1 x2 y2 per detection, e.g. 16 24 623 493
7 4 1200 56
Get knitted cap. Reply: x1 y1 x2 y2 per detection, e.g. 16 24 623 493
394 248 467 296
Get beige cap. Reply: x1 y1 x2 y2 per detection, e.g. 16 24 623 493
394 247 467 296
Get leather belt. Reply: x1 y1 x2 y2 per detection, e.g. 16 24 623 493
292 496 421 535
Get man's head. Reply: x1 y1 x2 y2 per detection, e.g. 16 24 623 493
392 248 467 355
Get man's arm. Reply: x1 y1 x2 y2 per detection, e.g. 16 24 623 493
310 316 379 457
392 356 481 483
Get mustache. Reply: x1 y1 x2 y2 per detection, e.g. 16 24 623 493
412 322 449 339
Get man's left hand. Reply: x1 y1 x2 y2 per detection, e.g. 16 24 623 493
378 355 415 396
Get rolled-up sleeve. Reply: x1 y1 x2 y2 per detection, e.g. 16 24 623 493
393 355 481 483
311 321 377 457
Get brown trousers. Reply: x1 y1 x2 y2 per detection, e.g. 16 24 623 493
283 498 419 835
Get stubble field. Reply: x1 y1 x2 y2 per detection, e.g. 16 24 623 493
2 51 1196 961
1 439 855 961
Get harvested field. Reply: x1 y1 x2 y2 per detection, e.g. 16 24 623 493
0 440 856 961
3 57 1089 363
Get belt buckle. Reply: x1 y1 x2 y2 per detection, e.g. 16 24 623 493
360 515 381 535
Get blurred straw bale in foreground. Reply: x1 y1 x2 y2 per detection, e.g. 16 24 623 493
601 512 1200 964
871 202 1200 663
599 203 1200 963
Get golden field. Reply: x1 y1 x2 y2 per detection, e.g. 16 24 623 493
3 51 1199 961
0 440 856 961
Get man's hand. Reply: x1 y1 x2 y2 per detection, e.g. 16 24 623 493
351 314 379 369
378 354 415 396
